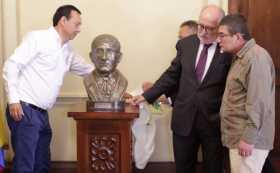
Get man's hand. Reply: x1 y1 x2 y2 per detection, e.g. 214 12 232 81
9 103 24 121
142 81 154 92
123 92 133 100
238 140 254 157
126 95 146 105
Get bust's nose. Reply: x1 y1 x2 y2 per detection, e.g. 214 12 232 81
101 50 108 60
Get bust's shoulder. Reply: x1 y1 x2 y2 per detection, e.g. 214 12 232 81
83 71 97 85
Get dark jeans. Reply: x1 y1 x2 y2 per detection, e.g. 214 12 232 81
172 112 225 173
6 102 52 173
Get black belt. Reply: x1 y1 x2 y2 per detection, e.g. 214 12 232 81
20 101 47 112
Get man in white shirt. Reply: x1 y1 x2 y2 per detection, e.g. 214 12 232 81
3 5 94 173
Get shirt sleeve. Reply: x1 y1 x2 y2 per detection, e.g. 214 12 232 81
2 32 38 104
242 55 275 144
69 53 94 76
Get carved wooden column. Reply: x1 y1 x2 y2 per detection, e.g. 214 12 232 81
68 105 139 173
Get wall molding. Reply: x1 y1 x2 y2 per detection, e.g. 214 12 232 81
55 93 88 105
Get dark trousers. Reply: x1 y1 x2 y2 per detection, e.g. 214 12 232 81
172 112 225 173
262 153 276 173
6 102 52 173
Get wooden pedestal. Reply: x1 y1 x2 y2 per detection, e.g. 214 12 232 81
68 105 139 173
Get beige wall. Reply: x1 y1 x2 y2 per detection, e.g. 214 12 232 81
17 0 207 95
1 0 19 160
1 0 227 161
0 0 4 109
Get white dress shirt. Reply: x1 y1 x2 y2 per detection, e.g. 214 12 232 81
195 42 217 81
3 27 94 109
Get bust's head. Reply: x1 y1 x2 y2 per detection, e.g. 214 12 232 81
90 34 122 75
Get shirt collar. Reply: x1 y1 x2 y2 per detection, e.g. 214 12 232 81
236 38 256 58
199 42 217 49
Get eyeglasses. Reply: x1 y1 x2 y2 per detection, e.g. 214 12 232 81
217 33 233 39
198 24 217 33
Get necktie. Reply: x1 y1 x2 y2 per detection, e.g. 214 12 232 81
195 44 212 82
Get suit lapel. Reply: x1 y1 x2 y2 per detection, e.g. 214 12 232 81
190 38 200 86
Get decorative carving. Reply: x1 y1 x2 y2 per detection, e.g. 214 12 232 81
90 135 119 172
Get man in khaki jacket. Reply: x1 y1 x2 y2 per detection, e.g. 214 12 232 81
217 14 275 173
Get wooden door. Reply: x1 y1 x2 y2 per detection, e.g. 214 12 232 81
229 0 280 157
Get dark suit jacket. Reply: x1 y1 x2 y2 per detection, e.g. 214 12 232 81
143 35 232 136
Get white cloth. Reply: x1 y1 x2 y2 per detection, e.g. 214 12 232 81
132 102 157 169
130 87 171 169
3 27 94 109
229 149 269 173
195 42 217 80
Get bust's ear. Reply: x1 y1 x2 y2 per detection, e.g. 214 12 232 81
89 52 94 63
117 52 122 63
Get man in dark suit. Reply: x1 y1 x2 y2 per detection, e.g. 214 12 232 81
130 5 232 173
142 20 198 105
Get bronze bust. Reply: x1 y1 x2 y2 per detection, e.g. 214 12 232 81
84 34 128 110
